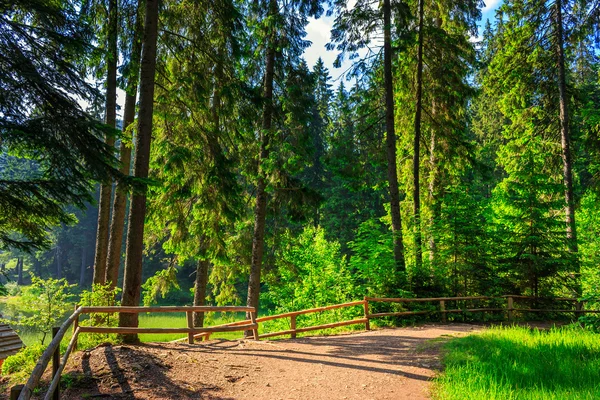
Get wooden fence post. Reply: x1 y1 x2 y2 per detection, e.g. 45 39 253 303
250 311 259 340
186 311 194 344
440 300 446 323
10 385 23 400
290 315 297 339
72 305 79 351
507 296 514 323
575 301 583 320
52 327 60 400
363 297 370 331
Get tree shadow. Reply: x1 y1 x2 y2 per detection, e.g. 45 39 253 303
60 344 235 400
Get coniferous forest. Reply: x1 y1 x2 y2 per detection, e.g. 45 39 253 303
2 0 600 336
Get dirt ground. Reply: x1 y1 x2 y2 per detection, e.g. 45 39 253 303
28 323 484 400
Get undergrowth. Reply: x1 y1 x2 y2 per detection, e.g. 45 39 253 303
432 325 600 400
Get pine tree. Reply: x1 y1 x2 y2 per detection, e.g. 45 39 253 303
246 0 324 325
93 0 119 287
0 0 120 251
119 0 160 342
329 0 411 281
105 0 144 289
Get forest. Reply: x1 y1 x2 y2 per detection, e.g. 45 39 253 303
1 0 600 342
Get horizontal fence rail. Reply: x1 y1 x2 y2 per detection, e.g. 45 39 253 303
16 295 599 399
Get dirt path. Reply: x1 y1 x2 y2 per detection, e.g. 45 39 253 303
55 323 481 400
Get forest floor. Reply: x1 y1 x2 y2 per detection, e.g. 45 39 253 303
28 323 492 400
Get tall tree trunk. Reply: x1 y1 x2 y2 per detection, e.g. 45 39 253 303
246 0 277 329
106 0 144 289
80 245 87 286
428 18 442 265
193 259 210 328
428 127 438 263
17 257 23 285
119 0 160 343
56 245 61 279
555 0 579 284
383 0 405 279
33 256 41 277
93 0 118 287
413 0 425 271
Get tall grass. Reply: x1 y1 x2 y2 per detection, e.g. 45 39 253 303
432 325 600 400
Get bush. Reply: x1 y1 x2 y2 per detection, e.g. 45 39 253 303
2 344 45 381
1 276 75 345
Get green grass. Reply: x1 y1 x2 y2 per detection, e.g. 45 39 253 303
432 325 600 400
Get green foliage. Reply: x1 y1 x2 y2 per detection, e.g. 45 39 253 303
79 283 121 329
263 226 358 329
1 344 45 382
348 219 398 297
1 276 75 345
433 326 600 399
0 0 121 251
141 266 181 306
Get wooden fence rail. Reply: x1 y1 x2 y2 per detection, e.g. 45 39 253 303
15 296 600 399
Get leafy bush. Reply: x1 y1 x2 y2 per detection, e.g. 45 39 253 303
1 344 45 381
141 266 180 306
263 226 359 331
1 276 75 344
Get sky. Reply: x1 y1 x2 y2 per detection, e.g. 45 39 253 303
302 0 503 83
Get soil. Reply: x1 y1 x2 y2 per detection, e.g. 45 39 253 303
35 323 484 400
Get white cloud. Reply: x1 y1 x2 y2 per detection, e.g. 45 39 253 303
482 0 502 13
304 17 336 70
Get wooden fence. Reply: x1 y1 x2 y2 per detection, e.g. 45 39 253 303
15 306 257 400
14 295 600 400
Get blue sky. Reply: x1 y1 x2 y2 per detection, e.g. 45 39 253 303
302 0 503 82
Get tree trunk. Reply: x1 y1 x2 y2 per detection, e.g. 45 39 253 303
428 127 438 263
17 257 23 285
246 0 277 330
555 0 579 283
193 259 210 327
383 0 406 279
93 0 118 287
106 0 144 289
119 0 160 343
413 0 425 271
56 245 61 279
80 245 87 286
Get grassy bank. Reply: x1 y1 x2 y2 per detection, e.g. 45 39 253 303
432 325 600 400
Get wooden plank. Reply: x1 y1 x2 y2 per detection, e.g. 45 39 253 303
258 318 368 339
365 296 491 303
363 298 370 330
0 338 25 348
515 309 600 313
368 310 431 318
255 301 365 322
440 300 446 323
79 305 255 314
442 308 504 313
78 323 258 335
186 311 194 344
249 312 259 340
290 315 297 338
501 295 579 301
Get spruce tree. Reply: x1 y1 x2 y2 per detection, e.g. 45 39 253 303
0 0 120 251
